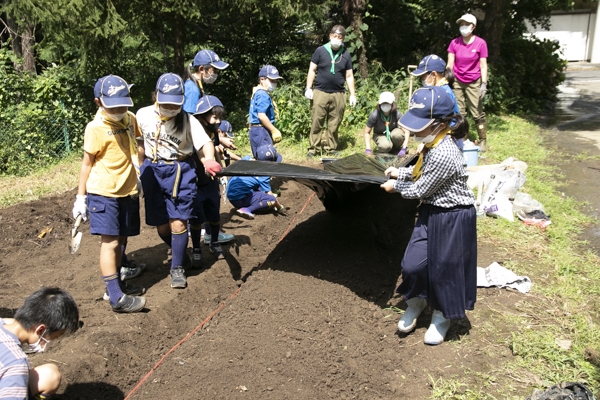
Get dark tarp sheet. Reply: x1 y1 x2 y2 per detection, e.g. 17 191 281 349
217 153 417 210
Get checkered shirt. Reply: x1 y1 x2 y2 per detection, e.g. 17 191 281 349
394 136 475 208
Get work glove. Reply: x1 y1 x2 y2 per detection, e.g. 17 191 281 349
479 82 487 99
304 88 313 100
365 149 372 155
72 194 88 221
349 95 357 107
270 128 282 144
397 147 407 157
204 159 222 177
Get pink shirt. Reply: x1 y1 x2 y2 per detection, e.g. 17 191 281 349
447 36 488 83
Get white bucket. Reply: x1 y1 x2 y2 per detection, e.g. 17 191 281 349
462 145 480 167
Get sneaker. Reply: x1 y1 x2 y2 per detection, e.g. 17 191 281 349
120 265 144 281
236 208 255 220
170 266 187 288
274 205 287 215
209 243 225 260
191 248 202 269
203 231 235 244
103 283 146 301
111 294 146 313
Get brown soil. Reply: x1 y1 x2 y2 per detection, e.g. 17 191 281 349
0 162 524 400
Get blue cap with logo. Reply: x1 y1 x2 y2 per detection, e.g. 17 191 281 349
193 49 229 70
94 75 133 108
256 144 282 163
194 95 224 115
258 65 283 80
411 55 447 77
156 73 184 105
399 86 456 132
218 120 234 138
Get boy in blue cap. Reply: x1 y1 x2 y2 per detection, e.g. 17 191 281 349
73 74 146 313
216 120 241 165
137 73 220 289
183 49 229 114
381 86 475 345
248 65 283 158
226 145 286 219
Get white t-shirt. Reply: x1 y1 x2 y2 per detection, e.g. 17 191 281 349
136 105 211 161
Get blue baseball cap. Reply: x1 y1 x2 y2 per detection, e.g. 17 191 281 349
258 65 283 80
218 120 234 138
193 49 229 70
412 55 447 77
256 144 282 163
94 75 133 108
399 86 456 132
156 73 184 105
194 95 224 115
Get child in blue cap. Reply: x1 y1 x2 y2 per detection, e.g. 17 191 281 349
226 145 286 219
137 73 221 289
248 65 283 158
183 49 229 114
73 74 146 313
381 86 476 346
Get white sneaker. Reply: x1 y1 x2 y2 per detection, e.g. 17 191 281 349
397 297 427 333
423 310 451 345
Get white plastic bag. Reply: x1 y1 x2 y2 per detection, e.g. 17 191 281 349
480 174 515 221
512 192 545 214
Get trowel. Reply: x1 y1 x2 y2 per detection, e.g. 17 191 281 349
69 215 83 254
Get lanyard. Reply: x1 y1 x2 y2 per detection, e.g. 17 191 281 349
324 43 343 74
152 104 172 162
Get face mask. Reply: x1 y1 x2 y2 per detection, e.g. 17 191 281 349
28 329 50 353
415 125 443 144
266 80 278 93
380 104 392 113
330 39 343 50
460 26 472 37
202 72 218 84
159 106 181 118
103 108 127 122
422 73 434 86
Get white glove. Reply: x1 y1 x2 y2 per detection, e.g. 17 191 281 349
349 95 357 107
304 88 313 100
72 194 88 221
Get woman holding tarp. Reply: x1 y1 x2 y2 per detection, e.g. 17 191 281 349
380 86 477 345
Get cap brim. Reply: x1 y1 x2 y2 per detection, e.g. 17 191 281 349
211 60 229 70
399 112 434 132
100 97 133 108
411 68 428 77
267 75 283 80
156 93 184 105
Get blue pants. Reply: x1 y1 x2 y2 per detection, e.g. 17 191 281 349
191 179 220 224
140 158 197 226
230 191 277 213
396 203 477 319
249 126 273 158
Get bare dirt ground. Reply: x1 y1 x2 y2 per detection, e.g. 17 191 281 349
0 158 528 400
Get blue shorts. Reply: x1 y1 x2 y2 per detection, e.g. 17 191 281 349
249 126 273 158
141 158 197 226
192 179 221 224
88 193 140 237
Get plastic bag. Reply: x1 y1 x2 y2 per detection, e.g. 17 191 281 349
512 192 545 214
480 176 514 221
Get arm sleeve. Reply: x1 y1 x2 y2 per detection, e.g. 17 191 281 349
447 39 456 54
479 38 489 58
0 359 30 400
310 48 321 65
189 116 212 151
257 176 272 193
82 123 100 155
365 110 378 128
182 81 200 114
254 91 272 114
394 148 458 199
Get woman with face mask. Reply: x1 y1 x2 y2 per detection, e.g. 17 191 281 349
380 86 476 346
182 49 229 114
363 92 409 156
248 65 284 158
447 13 489 152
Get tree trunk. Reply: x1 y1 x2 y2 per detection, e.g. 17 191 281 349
481 0 510 63
173 13 185 77
351 12 368 79
20 22 36 74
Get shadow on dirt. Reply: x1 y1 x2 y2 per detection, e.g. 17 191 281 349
57 382 124 400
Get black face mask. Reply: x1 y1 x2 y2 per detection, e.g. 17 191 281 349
206 123 219 134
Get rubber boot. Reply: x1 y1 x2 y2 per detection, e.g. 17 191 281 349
397 297 427 333
475 118 487 152
423 310 451 345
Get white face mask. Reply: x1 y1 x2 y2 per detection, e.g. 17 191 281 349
103 108 127 122
422 73 434 86
380 104 392 113
415 125 443 144
330 39 343 50
27 329 50 353
202 72 218 84
159 106 181 118
265 80 278 93
460 25 473 37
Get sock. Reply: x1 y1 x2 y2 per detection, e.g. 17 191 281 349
171 230 188 269
189 219 202 249
103 273 124 306
209 222 220 244
204 222 212 236
121 243 128 266
158 231 172 247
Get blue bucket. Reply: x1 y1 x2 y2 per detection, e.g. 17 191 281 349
462 146 480 167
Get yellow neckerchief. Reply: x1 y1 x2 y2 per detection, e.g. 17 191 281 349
251 84 279 120
99 109 139 176
411 127 451 182
152 103 175 162
437 77 449 87
195 74 205 97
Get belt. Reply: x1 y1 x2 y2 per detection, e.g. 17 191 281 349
250 124 263 127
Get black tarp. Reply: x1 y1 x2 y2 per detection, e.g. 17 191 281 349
217 153 417 210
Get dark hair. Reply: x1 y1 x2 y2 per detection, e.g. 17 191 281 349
330 24 346 37
444 68 455 87
184 64 211 90
14 287 79 335
376 102 398 114
151 90 187 134
433 113 468 140
196 105 225 120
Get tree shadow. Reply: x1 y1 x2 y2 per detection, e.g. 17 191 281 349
57 382 124 400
